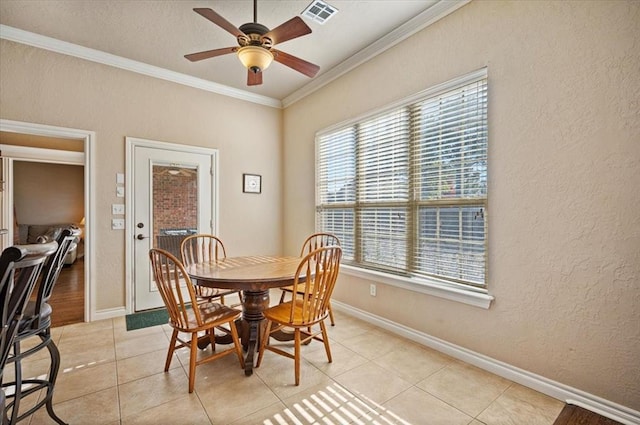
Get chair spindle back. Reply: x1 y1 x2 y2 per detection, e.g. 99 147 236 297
149 248 204 329
180 234 226 267
28 229 79 330
299 233 340 257
289 246 342 325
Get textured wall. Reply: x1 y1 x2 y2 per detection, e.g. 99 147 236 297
0 40 283 311
13 161 84 225
283 0 640 410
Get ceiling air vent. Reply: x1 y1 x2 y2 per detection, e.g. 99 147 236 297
301 0 338 25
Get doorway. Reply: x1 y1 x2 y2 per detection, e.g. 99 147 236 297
126 137 218 312
12 160 85 326
0 119 94 322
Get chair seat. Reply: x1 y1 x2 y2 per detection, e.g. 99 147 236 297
18 301 52 333
264 299 327 326
171 302 240 332
279 282 335 326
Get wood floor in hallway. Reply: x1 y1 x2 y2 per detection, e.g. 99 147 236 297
49 256 84 327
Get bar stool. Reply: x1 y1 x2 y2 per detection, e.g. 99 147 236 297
1 242 57 425
3 229 77 424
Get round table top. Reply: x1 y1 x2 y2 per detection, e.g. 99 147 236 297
185 255 302 291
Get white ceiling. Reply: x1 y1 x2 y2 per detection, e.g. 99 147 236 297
0 0 468 106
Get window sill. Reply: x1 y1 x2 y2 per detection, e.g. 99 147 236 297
340 265 494 309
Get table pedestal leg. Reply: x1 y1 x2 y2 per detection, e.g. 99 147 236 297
240 290 269 376
194 289 282 375
240 289 269 376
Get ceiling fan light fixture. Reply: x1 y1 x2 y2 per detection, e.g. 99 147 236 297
237 45 273 73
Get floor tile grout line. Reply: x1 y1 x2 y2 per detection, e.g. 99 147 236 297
42 313 565 424
112 317 126 425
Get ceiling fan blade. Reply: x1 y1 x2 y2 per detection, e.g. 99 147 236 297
185 47 237 62
263 16 312 45
194 8 246 39
272 49 320 78
247 70 263 86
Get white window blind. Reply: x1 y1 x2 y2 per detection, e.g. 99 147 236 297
316 70 488 289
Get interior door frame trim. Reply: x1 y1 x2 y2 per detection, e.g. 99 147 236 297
0 118 95 322
125 137 219 314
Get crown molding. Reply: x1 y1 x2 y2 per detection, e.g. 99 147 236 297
282 0 472 108
0 24 282 109
0 0 470 110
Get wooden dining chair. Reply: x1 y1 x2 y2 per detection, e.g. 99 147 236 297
0 242 58 424
279 233 341 325
149 248 245 393
257 245 342 386
3 231 77 425
180 234 243 307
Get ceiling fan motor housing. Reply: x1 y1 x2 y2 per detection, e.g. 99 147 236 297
238 22 271 45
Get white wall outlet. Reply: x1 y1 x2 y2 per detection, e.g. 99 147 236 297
369 283 376 297
112 204 125 215
111 218 125 230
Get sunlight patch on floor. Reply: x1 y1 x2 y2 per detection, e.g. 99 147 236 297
262 382 411 425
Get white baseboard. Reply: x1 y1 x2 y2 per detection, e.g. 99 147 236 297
331 300 640 425
91 307 126 322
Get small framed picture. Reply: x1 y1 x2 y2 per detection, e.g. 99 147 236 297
243 173 262 194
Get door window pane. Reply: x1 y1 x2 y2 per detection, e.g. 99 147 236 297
152 165 198 259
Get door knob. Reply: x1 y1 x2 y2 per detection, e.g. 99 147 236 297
136 234 148 240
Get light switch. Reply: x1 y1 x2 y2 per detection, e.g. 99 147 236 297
112 204 125 215
116 186 125 197
116 173 125 184
111 219 125 230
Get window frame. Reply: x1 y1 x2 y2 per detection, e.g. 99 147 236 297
315 68 493 309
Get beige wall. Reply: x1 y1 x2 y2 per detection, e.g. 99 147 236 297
13 161 84 225
283 0 640 410
1 0 638 413
0 39 283 311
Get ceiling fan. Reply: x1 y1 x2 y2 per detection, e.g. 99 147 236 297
184 0 320 86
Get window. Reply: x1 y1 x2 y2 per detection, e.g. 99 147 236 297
316 69 488 293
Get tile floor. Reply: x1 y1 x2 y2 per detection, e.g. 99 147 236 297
5 301 565 424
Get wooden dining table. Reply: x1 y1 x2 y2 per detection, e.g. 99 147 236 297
184 255 303 376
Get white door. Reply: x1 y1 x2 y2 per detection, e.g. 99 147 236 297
132 143 216 311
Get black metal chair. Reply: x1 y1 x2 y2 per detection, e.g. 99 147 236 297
0 242 57 425
3 229 78 425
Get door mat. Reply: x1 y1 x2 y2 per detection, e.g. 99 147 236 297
125 308 169 331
